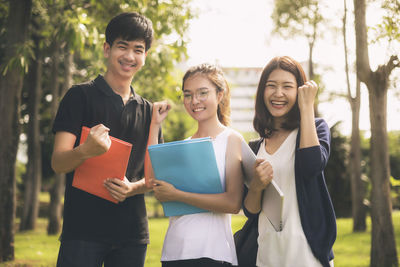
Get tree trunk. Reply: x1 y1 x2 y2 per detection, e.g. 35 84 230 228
62 46 74 96
307 41 319 116
354 0 399 265
308 4 318 81
308 6 318 116
20 36 43 231
47 174 64 235
343 0 366 232
0 0 32 262
308 42 314 81
349 80 366 231
368 78 398 267
47 43 72 235
47 42 62 235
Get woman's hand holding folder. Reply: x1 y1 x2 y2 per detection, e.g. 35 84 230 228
153 179 177 202
245 159 274 214
251 159 274 192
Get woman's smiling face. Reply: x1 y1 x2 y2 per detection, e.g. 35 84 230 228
263 68 298 125
182 74 222 123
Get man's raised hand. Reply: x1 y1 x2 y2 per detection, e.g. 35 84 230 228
81 124 112 158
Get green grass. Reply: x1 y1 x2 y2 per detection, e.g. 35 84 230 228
333 218 371 267
333 212 400 267
1 219 59 267
2 212 399 267
146 217 169 266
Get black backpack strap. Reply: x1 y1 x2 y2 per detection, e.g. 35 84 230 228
248 138 263 154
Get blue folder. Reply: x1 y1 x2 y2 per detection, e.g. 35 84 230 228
148 137 223 216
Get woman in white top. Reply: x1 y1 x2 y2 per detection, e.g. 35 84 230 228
145 63 244 267
242 56 336 267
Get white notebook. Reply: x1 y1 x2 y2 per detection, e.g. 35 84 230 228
241 140 284 232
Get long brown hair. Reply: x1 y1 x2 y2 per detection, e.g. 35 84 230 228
182 63 231 126
253 56 307 138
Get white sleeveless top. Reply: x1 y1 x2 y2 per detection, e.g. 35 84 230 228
256 129 322 267
160 128 238 265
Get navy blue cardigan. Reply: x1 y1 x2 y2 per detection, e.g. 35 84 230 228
244 118 336 267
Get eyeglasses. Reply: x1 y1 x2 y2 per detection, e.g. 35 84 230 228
182 89 210 103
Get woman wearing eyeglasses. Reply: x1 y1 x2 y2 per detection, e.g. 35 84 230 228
145 63 244 267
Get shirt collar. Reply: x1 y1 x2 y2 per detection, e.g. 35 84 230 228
95 75 142 104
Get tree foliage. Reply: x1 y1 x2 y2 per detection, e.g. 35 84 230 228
325 122 352 218
388 131 400 180
271 0 323 42
271 0 325 103
371 0 400 44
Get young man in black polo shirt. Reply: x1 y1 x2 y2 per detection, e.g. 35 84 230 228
51 12 161 267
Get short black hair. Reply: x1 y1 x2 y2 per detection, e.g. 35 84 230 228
105 12 154 51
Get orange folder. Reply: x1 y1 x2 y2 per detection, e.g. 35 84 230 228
72 126 132 203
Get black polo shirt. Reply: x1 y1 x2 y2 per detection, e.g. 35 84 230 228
52 75 161 245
